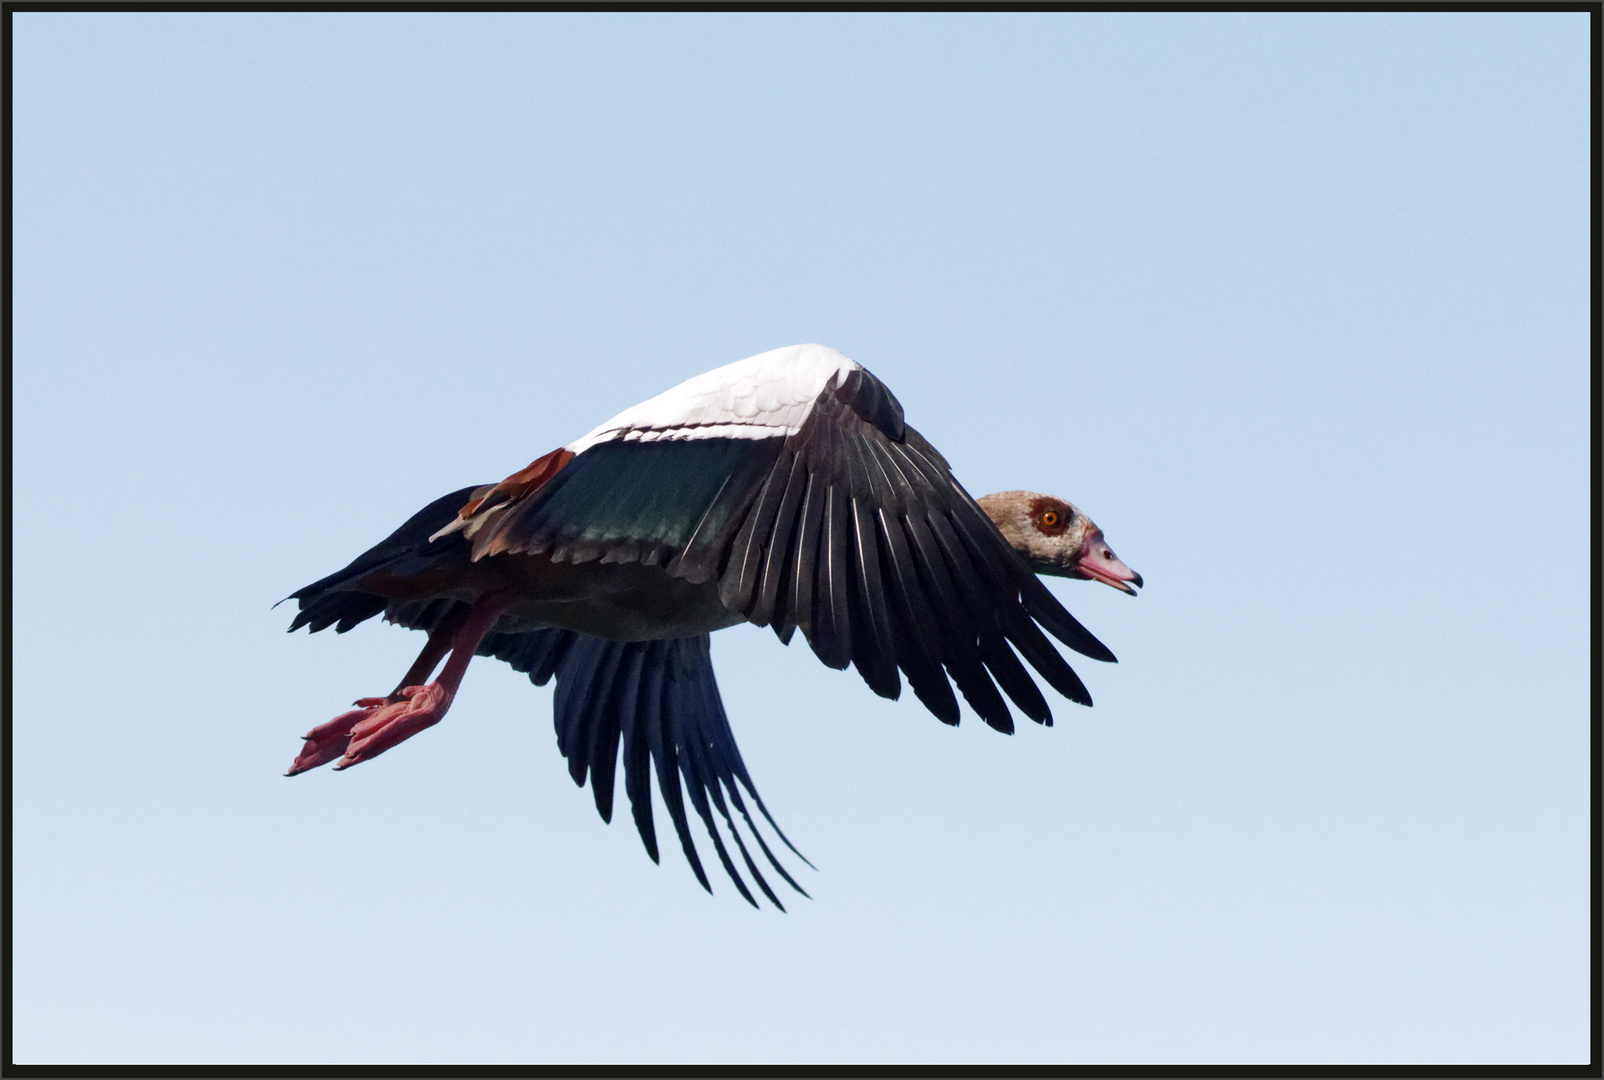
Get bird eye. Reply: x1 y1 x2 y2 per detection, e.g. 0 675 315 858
1041 511 1058 527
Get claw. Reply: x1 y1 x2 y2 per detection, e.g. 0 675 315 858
286 705 378 776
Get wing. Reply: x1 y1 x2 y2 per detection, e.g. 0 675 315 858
441 344 1117 734
480 629 809 910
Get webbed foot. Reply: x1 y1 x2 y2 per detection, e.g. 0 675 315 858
285 683 454 776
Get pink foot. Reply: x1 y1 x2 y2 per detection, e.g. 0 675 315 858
285 684 454 776
338 682 453 769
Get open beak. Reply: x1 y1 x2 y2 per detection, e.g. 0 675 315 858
1078 532 1143 595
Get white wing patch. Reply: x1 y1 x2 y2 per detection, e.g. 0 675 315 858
564 344 860 454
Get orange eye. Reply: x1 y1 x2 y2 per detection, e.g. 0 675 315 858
1041 511 1059 527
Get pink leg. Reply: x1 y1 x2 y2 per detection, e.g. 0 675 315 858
286 594 514 777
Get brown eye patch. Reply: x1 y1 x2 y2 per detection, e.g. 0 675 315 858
1028 496 1071 536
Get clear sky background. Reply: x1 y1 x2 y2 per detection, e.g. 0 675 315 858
11 12 1590 1066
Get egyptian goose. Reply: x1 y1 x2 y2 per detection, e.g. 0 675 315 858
284 344 1141 907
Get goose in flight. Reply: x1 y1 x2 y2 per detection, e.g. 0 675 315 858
283 344 1141 908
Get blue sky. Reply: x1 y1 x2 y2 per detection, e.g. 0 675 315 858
11 12 1589 1065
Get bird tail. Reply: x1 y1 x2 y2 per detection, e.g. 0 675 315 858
281 485 486 634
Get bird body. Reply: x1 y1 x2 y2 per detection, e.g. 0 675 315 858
284 344 1140 907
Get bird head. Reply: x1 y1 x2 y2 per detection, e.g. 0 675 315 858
977 491 1143 595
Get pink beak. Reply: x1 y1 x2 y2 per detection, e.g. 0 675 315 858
1078 531 1143 595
